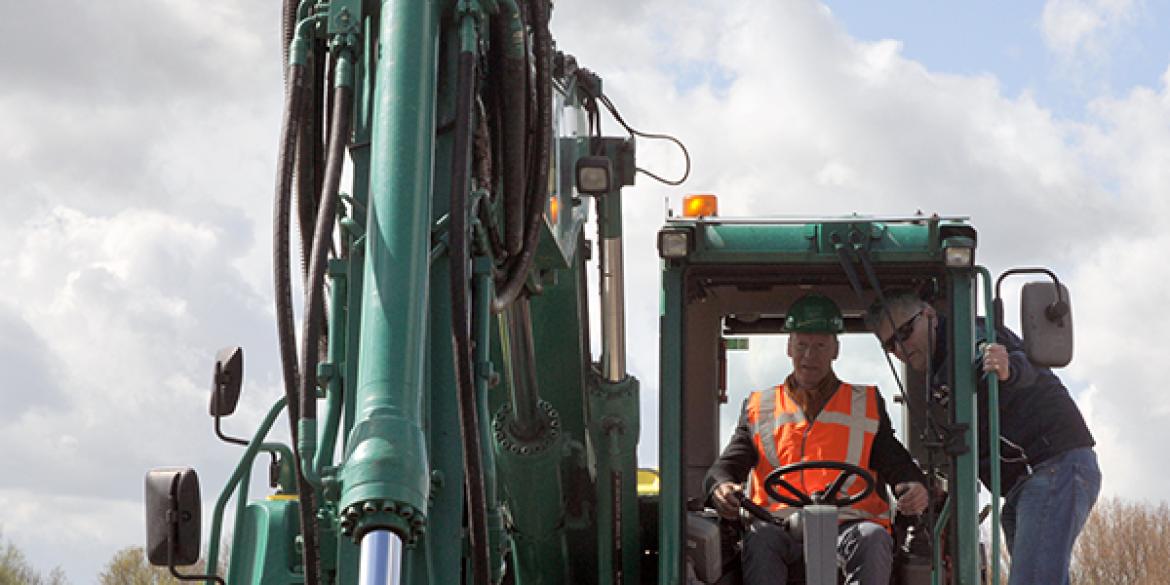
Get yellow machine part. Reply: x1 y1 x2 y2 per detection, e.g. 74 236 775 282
637 468 660 496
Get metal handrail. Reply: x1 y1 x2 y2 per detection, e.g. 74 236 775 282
206 397 292 584
977 266 1002 585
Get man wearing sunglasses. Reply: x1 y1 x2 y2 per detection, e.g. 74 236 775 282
705 293 928 585
867 291 1099 585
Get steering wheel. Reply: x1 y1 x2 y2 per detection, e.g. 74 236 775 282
762 460 876 508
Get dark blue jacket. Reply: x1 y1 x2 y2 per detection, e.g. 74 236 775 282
932 318 1094 495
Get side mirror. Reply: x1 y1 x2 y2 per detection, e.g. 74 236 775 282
1020 281 1073 367
209 347 243 417
145 467 202 566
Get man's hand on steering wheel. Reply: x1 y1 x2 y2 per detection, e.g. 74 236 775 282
711 481 744 519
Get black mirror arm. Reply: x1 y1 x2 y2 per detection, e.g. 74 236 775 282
994 268 1068 328
167 547 226 585
214 415 249 447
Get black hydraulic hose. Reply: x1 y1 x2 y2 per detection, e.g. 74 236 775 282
296 68 353 585
449 49 492 585
493 0 552 312
491 6 528 256
300 78 352 470
274 65 306 450
272 59 322 585
281 0 297 85
297 71 351 585
296 41 327 280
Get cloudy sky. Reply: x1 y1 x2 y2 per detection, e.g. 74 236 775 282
2 0 1168 582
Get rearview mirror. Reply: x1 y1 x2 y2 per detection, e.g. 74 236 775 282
1020 281 1073 367
209 347 243 417
145 467 202 566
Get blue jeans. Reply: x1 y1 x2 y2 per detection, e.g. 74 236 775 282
1002 447 1101 585
742 519 891 585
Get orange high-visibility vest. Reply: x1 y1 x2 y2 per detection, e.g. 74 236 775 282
745 382 891 527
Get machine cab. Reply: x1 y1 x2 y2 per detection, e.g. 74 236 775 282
654 208 1025 585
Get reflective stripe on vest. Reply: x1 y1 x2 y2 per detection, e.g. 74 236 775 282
816 385 879 493
746 382 889 525
755 388 804 471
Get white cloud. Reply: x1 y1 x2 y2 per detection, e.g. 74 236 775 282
1041 0 1139 61
0 205 284 501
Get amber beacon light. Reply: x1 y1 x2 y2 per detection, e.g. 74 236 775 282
682 194 718 218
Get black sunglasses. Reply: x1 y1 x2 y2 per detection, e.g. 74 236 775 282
881 309 924 353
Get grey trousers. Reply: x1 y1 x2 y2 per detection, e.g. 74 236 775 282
741 519 892 585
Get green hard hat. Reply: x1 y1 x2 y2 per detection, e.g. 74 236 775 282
784 293 845 333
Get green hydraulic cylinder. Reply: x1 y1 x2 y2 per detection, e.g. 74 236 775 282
947 269 981 585
339 0 441 546
587 372 641 585
591 181 641 584
494 296 570 585
492 405 568 585
333 32 369 575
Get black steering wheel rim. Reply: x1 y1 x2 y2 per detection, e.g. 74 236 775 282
762 460 876 508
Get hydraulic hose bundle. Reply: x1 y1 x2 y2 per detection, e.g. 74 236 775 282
450 2 554 584
449 23 491 585
493 0 554 312
272 9 347 585
272 39 323 585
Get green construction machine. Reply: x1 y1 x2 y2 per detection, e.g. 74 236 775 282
144 2 1077 585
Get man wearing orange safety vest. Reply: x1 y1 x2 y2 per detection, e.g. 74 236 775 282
705 293 928 585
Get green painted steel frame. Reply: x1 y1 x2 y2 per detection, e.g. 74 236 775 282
947 268 982 585
658 266 684 585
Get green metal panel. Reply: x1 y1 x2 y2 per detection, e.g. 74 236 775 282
948 269 981 585
527 241 591 446
533 94 591 270
657 265 684 585
422 248 468 585
525 238 596 584
229 499 304 585
678 220 948 265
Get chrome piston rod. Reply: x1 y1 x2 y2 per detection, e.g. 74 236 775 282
600 236 627 382
358 530 403 585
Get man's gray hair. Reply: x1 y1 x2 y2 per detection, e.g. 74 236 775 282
864 290 928 330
